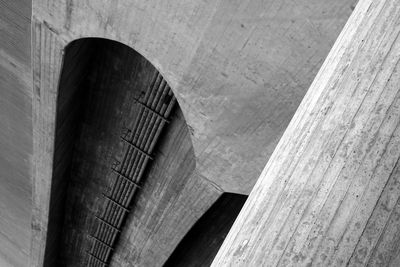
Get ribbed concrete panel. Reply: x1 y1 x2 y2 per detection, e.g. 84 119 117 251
213 0 400 266
31 20 72 267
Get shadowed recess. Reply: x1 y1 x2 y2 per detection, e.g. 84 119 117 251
164 193 247 267
45 38 197 266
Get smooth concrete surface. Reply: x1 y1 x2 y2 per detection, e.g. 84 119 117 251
0 0 31 266
213 0 400 265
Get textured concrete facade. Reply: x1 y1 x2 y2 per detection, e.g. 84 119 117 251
0 1 31 266
0 0 370 266
31 0 357 194
30 1 355 264
213 0 400 265
55 39 223 266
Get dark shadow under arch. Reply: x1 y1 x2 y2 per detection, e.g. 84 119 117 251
46 38 197 266
164 193 247 267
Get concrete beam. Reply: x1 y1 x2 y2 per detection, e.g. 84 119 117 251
213 0 400 265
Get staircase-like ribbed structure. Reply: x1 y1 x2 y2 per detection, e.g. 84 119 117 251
86 72 176 266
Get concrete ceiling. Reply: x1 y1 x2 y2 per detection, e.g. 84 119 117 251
32 0 359 194
0 0 358 266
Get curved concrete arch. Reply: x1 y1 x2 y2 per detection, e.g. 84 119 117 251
32 36 220 266
0 0 366 266
33 0 358 195
62 36 187 113
62 36 194 141
32 1 203 129
31 0 359 266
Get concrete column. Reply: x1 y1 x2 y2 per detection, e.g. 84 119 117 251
31 19 66 267
212 0 400 266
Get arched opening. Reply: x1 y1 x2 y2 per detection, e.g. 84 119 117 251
44 38 200 266
164 193 247 267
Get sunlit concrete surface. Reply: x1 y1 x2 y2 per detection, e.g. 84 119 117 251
213 0 400 266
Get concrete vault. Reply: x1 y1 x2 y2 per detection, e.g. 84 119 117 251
32 38 234 266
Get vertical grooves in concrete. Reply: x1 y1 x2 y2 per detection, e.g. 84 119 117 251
212 0 400 266
86 72 176 266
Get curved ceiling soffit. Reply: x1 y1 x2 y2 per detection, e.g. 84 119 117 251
31 1 225 174
32 10 226 192
31 1 203 145
31 3 217 265
63 36 194 137
32 0 357 194
60 36 209 188
31 36 202 266
32 0 290 196
44 33 204 169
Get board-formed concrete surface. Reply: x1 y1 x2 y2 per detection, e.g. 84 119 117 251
0 0 359 266
31 1 357 264
213 0 400 265
0 0 31 266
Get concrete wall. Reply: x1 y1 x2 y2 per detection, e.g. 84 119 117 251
32 0 358 194
213 0 400 265
0 1 31 266
49 39 223 266
0 0 361 266
31 2 357 262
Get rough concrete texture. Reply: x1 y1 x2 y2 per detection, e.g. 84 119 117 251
32 0 358 194
52 39 222 266
30 1 356 264
213 0 400 266
0 0 361 266
0 0 31 266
